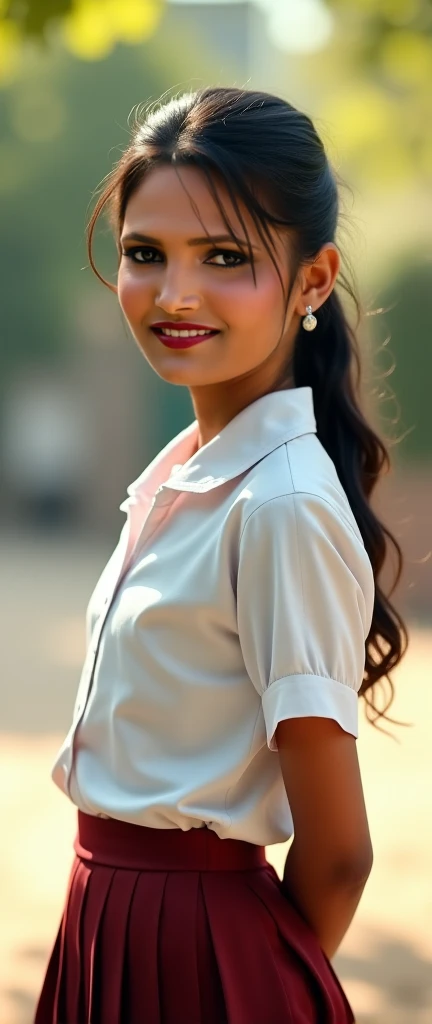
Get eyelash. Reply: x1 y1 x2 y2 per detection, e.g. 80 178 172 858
120 246 248 269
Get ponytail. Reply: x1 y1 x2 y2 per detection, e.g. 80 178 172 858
294 285 409 735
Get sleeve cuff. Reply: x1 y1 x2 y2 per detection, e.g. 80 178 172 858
261 673 359 751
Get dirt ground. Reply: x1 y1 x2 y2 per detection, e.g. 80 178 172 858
1 529 431 1024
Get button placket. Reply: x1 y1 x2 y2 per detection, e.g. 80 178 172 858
67 498 162 751
66 589 117 792
66 484 179 795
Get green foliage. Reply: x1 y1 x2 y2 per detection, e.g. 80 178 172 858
3 0 74 39
0 0 164 80
370 255 432 463
0 5 235 388
305 0 432 193
326 0 431 33
324 0 432 93
0 38 166 378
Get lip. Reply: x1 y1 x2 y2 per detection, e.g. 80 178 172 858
150 322 220 350
151 321 219 331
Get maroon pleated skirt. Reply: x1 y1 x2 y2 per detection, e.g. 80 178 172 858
33 810 356 1023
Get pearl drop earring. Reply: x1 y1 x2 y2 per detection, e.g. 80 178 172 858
302 305 317 331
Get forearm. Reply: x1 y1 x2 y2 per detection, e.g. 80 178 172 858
281 838 371 961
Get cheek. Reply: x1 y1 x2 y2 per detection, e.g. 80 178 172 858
117 270 151 321
228 270 283 328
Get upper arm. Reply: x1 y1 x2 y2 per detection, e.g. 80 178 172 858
237 491 375 748
236 489 375 875
275 716 373 881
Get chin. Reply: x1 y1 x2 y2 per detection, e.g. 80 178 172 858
139 342 228 386
145 358 205 386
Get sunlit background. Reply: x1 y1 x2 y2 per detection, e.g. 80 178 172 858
0 2 431 1022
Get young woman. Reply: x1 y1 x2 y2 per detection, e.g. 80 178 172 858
34 86 409 1024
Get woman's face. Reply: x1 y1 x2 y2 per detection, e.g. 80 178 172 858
117 164 301 397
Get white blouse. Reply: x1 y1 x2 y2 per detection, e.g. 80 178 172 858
52 386 375 846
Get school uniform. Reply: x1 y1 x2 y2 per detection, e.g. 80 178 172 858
34 385 374 1023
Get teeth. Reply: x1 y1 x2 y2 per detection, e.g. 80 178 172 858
159 328 213 338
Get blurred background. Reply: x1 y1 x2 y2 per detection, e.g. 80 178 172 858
0 1 431 1021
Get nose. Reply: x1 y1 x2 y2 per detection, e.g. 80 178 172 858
154 266 201 314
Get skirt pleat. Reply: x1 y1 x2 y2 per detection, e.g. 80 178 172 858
96 868 139 1024
195 873 229 1024
81 865 118 1023
34 811 356 1024
159 870 203 1023
64 859 92 1023
246 867 355 1023
200 867 316 1023
126 871 168 1023
43 856 81 1024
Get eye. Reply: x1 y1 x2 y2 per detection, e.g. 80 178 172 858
205 249 247 268
120 246 248 268
121 247 162 263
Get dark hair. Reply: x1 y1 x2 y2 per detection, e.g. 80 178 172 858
86 86 410 738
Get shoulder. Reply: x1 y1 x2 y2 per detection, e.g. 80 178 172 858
239 433 364 549
236 438 375 644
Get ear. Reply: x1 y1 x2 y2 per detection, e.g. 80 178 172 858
295 243 341 316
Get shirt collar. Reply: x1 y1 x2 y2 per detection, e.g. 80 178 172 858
121 386 316 505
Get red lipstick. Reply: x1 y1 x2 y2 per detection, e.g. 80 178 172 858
150 321 220 350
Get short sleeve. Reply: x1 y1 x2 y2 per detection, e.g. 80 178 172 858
236 492 375 750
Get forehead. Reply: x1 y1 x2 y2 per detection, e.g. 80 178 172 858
122 163 257 240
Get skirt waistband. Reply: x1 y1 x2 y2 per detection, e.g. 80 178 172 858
74 811 268 871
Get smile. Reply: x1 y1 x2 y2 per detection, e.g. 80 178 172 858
157 328 214 338
150 326 220 349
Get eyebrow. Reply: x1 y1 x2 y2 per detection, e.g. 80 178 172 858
120 232 259 249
